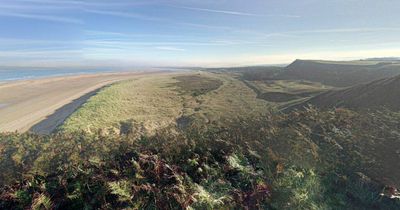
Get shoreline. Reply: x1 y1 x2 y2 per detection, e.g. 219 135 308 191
0 71 169 133
0 71 148 88
0 67 163 83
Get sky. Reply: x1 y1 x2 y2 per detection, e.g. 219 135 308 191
0 0 399 68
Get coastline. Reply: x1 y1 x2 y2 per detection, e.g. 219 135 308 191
0 71 168 133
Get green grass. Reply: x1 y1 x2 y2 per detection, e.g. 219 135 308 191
60 74 184 134
239 78 331 106
249 80 330 95
174 75 223 96
61 72 272 133
177 72 272 126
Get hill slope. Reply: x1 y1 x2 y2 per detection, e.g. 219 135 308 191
288 74 400 111
1 108 400 209
276 60 400 87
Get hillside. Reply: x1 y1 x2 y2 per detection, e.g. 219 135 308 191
364 57 400 62
59 72 271 134
276 60 400 87
204 66 284 81
287 75 400 111
1 108 400 209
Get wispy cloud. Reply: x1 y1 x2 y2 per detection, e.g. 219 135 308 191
0 49 81 59
84 39 245 48
233 27 400 41
292 27 400 34
12 0 154 7
84 30 188 40
85 9 233 31
173 5 300 18
14 0 82 5
269 14 301 18
84 9 164 22
84 30 130 37
155 46 185 51
0 4 78 10
0 12 82 24
174 6 263 17
177 22 231 30
0 38 78 45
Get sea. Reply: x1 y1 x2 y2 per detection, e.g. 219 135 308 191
0 68 120 82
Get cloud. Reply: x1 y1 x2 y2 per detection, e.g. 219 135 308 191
0 38 78 45
292 27 400 34
231 27 400 42
84 30 130 37
84 30 188 40
84 9 165 22
0 49 81 60
84 9 235 32
11 0 152 7
270 14 301 18
173 6 263 17
0 12 82 24
177 22 232 30
0 4 78 10
173 5 300 18
14 0 82 5
83 39 244 48
155 46 185 51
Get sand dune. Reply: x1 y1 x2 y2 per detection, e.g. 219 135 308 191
0 71 163 133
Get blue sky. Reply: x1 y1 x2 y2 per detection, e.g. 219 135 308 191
0 0 399 67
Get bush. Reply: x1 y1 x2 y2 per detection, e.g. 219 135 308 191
0 108 399 209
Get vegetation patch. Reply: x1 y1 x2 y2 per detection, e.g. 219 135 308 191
251 80 329 95
240 79 329 104
60 74 184 134
174 75 223 96
60 72 271 134
1 108 400 209
258 92 302 102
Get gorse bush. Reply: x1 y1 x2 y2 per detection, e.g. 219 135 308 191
0 108 399 209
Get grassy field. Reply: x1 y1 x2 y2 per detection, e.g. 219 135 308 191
240 78 331 105
249 80 330 94
174 75 223 96
60 71 272 134
61 73 184 133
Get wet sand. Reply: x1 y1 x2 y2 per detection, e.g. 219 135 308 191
0 71 164 133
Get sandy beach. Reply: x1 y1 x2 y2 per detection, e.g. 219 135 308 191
0 71 164 133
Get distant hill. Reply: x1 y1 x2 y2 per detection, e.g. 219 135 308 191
364 57 400 62
204 66 284 80
287 74 400 111
276 59 400 87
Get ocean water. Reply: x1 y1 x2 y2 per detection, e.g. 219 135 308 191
0 68 119 82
